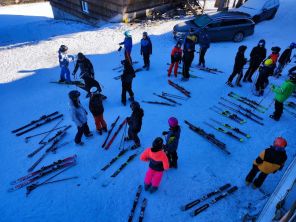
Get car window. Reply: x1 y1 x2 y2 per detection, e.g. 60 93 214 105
207 22 221 28
193 15 213 27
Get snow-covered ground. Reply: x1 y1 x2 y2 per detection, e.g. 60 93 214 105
0 1 296 222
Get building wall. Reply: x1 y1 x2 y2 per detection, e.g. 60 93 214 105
50 0 182 23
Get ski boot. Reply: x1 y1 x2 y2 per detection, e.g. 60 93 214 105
144 184 151 191
150 186 158 193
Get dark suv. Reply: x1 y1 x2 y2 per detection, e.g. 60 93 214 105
173 12 255 42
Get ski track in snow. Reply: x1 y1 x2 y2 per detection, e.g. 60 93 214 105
0 1 296 221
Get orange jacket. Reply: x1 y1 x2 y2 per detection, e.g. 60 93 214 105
140 148 169 171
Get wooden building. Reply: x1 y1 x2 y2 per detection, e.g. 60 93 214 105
49 0 183 23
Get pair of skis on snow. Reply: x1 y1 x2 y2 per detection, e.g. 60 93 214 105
11 111 64 136
128 185 148 222
8 155 77 194
181 183 238 217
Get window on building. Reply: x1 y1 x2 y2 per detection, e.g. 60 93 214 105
81 1 89 14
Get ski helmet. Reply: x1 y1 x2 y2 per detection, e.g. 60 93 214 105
90 87 98 94
59 45 68 52
258 39 265 47
273 137 287 148
290 42 296 49
152 137 163 150
130 101 140 110
68 90 80 100
264 59 273 66
124 30 131 37
168 117 178 128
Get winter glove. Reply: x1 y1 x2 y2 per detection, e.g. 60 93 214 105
162 131 168 136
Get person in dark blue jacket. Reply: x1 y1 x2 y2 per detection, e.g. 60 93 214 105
163 117 181 168
140 32 152 70
198 28 210 67
182 28 197 80
119 31 133 63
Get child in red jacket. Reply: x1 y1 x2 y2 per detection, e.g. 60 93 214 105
140 137 169 193
168 42 183 77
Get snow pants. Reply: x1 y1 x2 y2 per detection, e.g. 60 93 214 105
94 114 107 131
128 127 140 145
198 47 208 67
144 168 163 188
273 100 284 120
168 62 179 77
60 66 71 82
143 53 150 68
75 122 91 144
245 165 268 188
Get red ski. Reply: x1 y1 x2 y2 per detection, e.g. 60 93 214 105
104 118 127 150
168 80 191 98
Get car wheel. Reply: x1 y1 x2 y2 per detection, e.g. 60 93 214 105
233 32 244 42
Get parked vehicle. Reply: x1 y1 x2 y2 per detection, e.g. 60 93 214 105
173 12 255 42
232 0 280 23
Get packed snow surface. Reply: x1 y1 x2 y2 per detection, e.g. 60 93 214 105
0 1 295 222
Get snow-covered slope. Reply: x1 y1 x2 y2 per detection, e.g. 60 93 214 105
0 1 296 222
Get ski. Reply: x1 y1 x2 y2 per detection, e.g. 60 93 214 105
153 93 182 105
104 118 127 150
141 100 175 107
210 106 246 124
128 185 143 222
101 116 120 148
138 198 148 222
210 119 250 138
190 186 238 217
50 81 84 87
110 153 138 178
101 149 128 171
15 114 64 136
8 160 76 192
221 97 265 118
181 183 231 211
204 122 244 142
228 92 268 111
218 102 264 126
28 125 71 172
10 155 76 185
161 92 188 100
26 164 76 196
184 120 230 155
11 111 59 133
168 80 191 98
27 125 71 158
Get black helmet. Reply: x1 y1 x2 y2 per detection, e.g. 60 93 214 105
77 52 85 60
59 45 68 52
130 101 140 110
68 90 80 100
152 137 163 150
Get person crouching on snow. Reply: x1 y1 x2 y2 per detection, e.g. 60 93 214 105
163 117 181 168
140 137 169 193
69 90 93 145
89 87 107 135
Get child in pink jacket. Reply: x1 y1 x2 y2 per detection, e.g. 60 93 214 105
140 137 169 193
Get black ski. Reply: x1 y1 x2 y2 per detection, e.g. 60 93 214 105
191 186 238 217
142 100 175 107
138 198 148 222
16 114 64 136
218 102 264 125
204 122 244 142
153 93 182 105
210 119 250 138
101 116 120 148
184 120 230 155
128 185 143 222
12 111 59 133
181 183 231 211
